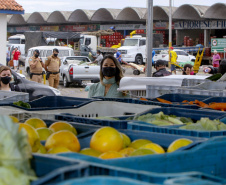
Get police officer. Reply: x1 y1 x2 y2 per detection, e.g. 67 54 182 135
29 50 44 83
45 48 61 88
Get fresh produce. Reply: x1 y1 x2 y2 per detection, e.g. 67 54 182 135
156 98 172 104
0 116 36 184
90 127 124 153
129 148 157 157
167 138 193 153
129 139 152 149
49 121 78 135
141 143 165 154
36 128 53 141
79 148 102 157
134 112 185 126
25 118 47 129
99 151 125 159
47 147 72 154
45 131 80 152
180 118 226 131
13 101 31 109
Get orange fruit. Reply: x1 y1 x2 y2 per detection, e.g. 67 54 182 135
129 139 152 149
25 118 47 129
49 122 77 135
119 147 135 157
47 147 72 154
79 148 102 157
141 143 165 154
36 128 53 141
129 148 157 157
45 130 80 152
99 151 125 159
9 116 19 123
37 144 47 154
90 127 123 153
19 123 41 152
167 138 193 153
120 133 131 148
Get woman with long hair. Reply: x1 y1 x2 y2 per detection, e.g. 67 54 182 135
88 55 127 98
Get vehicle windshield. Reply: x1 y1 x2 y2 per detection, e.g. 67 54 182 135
8 39 21 44
123 39 139 46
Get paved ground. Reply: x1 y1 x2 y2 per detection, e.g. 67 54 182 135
18 64 207 98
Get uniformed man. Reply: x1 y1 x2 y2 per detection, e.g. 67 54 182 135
29 50 44 83
45 48 61 88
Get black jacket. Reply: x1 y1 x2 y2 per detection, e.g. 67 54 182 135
152 68 172 77
209 66 218 74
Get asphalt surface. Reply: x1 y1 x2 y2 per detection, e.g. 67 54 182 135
18 64 207 98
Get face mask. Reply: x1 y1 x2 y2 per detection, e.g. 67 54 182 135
103 77 116 84
35 54 39 58
1 76 11 85
54 54 58 57
102 67 116 77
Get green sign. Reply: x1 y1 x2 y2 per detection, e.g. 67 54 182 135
211 38 226 53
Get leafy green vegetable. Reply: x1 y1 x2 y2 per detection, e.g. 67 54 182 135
0 116 36 184
134 112 185 126
180 118 226 131
13 101 31 109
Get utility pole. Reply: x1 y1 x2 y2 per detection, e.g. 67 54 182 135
168 0 172 67
146 0 153 77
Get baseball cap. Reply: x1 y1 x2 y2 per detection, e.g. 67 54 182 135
169 47 174 50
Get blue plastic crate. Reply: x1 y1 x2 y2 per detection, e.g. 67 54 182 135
164 176 222 185
135 107 226 122
203 97 226 104
56 176 153 185
10 96 94 111
128 121 226 138
55 114 133 129
152 94 211 103
31 154 90 185
93 96 200 109
59 136 226 182
31 154 224 185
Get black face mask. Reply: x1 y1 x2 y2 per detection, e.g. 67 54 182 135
54 54 58 57
35 54 39 58
102 67 116 77
1 76 11 85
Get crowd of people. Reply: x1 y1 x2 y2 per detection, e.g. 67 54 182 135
2 46 225 98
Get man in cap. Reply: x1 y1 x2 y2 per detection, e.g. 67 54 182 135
45 48 61 88
169 46 178 74
153 60 172 77
29 50 44 83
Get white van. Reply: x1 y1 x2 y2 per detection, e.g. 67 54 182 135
25 46 74 75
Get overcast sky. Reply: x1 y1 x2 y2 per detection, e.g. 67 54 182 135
16 0 221 13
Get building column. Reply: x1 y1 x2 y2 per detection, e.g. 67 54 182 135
0 14 7 65
204 29 210 47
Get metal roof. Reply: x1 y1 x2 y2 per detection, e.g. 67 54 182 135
204 3 226 19
7 4 226 25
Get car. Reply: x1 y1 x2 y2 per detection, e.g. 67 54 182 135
153 49 196 66
60 56 100 87
0 64 61 101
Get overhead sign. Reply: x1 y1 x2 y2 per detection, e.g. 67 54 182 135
211 38 226 53
175 20 226 29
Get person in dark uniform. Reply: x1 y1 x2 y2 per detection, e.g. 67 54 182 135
45 48 61 88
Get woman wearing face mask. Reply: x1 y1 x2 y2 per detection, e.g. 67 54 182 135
88 55 128 98
0 66 20 91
